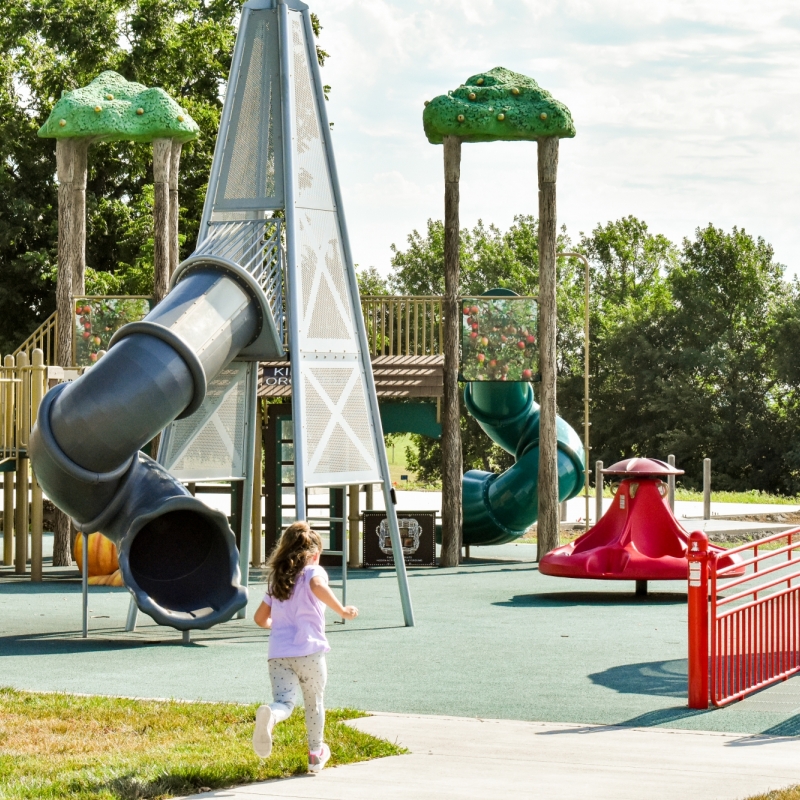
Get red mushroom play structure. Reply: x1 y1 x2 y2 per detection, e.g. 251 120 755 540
538 458 744 594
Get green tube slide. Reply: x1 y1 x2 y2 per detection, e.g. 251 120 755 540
462 380 586 546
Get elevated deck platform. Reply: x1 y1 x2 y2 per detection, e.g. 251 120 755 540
259 355 444 399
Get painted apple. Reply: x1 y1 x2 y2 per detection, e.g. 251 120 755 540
93 336 101 345
82 332 90 340
470 305 479 314
84 323 91 331
471 322 479 330
501 335 508 342
477 353 485 363
522 369 532 379
481 336 489 346
489 359 497 367
89 353 98 362
526 335 535 344
83 306 92 314
463 307 470 316
517 341 525 350
470 332 478 340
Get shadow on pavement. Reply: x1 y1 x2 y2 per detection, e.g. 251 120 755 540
728 716 800 741
494 591 687 608
589 658 688 697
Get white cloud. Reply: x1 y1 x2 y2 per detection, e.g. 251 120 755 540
314 0 800 274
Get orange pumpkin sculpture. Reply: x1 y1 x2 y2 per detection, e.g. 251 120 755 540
73 532 124 586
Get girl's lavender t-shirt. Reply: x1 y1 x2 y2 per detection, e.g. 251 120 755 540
266 564 331 659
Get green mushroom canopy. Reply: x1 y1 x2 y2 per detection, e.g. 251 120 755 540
38 71 199 143
423 67 575 144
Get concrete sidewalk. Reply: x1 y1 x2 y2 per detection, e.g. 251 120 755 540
188 712 800 800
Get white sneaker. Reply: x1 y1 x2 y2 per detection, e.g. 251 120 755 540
307 742 331 774
252 705 275 757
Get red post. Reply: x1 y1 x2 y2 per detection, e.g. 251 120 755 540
688 530 709 709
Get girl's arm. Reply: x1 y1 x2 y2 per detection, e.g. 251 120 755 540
254 600 272 628
310 577 358 620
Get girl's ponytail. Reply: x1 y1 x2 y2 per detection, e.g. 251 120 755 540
267 522 323 601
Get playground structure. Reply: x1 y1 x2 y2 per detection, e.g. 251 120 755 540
463 378 584 545
539 458 744 592
24 0 414 631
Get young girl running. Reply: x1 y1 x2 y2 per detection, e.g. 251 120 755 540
253 521 358 773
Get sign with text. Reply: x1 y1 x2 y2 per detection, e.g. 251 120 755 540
362 510 436 568
262 364 291 387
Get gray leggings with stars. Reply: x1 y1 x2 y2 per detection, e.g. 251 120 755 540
268 652 327 751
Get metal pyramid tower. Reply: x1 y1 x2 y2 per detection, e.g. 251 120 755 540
185 0 413 624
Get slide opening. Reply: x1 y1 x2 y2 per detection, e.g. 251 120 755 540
128 510 234 615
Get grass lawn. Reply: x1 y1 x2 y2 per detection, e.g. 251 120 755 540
0 688 403 800
595 486 800 504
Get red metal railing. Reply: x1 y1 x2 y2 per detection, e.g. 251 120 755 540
688 529 800 708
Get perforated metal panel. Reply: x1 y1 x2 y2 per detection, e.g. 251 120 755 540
285 9 381 488
212 7 284 213
159 362 250 481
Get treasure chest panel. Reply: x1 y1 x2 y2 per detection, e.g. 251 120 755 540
362 511 436 568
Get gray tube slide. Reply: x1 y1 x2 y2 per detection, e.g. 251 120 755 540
30 262 263 629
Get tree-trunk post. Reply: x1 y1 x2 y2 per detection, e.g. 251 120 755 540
440 135 463 567
168 140 183 278
152 138 172 304
55 138 89 368
54 138 89 568
536 136 560 561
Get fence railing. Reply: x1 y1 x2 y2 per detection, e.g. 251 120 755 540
0 349 48 579
360 296 443 357
688 529 800 708
13 312 58 366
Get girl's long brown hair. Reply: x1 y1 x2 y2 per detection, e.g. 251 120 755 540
267 522 322 601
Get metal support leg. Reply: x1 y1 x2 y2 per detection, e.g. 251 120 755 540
236 362 259 619
636 580 648 597
125 597 139 632
381 483 415 627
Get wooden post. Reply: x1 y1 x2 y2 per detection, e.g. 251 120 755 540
14 350 29 574
54 138 89 568
595 460 604 525
152 138 172 304
536 136 560 561
56 138 89 368
348 484 361 567
30 349 45 581
440 135 463 568
169 140 183 279
251 399 263 566
3 355 15 566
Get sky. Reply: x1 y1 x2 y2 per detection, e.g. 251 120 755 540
311 0 800 277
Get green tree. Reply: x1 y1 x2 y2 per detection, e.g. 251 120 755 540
660 225 790 490
0 0 329 355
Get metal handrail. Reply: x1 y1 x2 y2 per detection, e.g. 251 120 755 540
709 528 800 706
